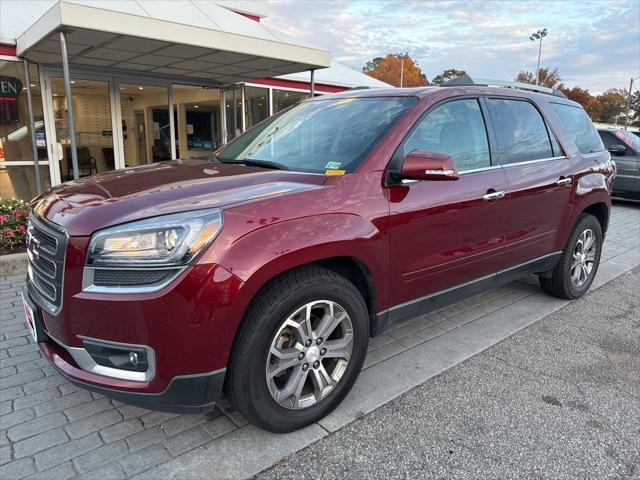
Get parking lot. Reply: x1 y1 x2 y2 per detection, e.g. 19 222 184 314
1 204 638 480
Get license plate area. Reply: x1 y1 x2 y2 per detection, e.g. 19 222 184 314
21 290 47 343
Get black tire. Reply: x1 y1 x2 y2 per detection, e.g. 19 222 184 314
539 214 603 299
225 266 369 433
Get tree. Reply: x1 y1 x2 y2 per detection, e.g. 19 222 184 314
559 86 601 120
363 53 428 87
515 67 563 89
628 90 640 126
595 88 628 124
431 69 468 86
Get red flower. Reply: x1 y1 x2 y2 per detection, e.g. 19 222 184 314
0 214 6 223
5 228 15 237
13 210 23 219
18 224 27 234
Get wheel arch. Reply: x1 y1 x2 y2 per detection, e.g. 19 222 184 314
581 201 609 235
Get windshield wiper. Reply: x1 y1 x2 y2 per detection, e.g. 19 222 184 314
215 157 290 171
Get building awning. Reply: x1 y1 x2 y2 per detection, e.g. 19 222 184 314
16 0 330 86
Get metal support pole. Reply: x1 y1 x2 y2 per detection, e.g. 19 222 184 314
232 88 238 138
168 84 177 159
536 37 543 86
268 87 273 117
60 31 79 180
309 69 315 97
624 77 634 130
400 59 404 88
240 83 246 133
220 89 227 145
23 59 41 193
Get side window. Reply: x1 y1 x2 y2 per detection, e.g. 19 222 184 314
598 131 618 147
550 103 604 154
548 125 564 157
488 99 553 164
403 98 490 171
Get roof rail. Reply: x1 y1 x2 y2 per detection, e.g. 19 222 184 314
441 75 567 98
347 86 371 90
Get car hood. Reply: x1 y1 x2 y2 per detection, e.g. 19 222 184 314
32 160 326 236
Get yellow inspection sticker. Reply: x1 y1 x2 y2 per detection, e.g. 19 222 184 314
325 169 346 176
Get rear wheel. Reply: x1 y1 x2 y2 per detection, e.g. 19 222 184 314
539 214 603 299
226 266 369 433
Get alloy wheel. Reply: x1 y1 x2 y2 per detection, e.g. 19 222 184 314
571 228 597 288
266 300 354 410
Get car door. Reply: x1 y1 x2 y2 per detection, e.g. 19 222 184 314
485 97 573 266
599 130 640 199
387 97 510 320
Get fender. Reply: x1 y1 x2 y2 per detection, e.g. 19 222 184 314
213 212 389 309
549 167 612 255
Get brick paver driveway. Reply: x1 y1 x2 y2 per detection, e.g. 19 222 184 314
1 204 638 480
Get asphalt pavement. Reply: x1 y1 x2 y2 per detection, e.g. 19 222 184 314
256 267 640 480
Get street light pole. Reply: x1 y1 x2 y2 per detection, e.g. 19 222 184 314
624 76 640 130
529 28 547 86
400 58 404 88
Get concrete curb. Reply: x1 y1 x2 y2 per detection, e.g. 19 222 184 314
0 252 27 277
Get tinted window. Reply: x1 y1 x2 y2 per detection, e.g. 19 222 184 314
488 99 553 164
218 97 416 174
548 126 563 157
598 131 620 148
600 129 640 154
403 99 490 171
551 103 604 154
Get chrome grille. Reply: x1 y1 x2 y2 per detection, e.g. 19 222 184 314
27 214 67 314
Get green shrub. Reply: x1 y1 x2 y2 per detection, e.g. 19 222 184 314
0 198 30 251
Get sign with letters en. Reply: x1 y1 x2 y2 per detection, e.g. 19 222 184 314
0 76 23 122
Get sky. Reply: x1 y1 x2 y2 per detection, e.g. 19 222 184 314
264 0 640 94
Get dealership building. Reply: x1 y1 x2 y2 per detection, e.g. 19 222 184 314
0 0 389 200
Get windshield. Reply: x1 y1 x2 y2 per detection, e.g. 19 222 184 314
217 96 417 174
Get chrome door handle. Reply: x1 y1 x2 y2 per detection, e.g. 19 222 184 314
482 191 506 202
556 178 572 187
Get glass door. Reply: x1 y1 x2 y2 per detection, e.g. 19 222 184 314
115 83 170 167
44 73 118 183
224 85 243 142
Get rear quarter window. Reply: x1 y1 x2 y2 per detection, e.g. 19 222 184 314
550 103 604 154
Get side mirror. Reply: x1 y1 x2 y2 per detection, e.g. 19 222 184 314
401 150 459 181
607 144 626 155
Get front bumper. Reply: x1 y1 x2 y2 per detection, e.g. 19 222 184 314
24 243 248 413
42 338 225 414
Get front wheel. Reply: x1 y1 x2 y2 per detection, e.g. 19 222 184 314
226 266 369 433
539 214 603 299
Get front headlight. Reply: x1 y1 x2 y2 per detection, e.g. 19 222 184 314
87 209 223 267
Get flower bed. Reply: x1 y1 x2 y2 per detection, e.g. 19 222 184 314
0 198 30 255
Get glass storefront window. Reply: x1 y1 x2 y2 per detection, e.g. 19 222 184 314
173 85 219 159
119 84 169 167
0 164 51 200
244 86 269 129
225 87 242 140
0 60 47 200
50 77 115 179
272 89 307 113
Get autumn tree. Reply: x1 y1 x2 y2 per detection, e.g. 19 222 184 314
431 69 468 86
559 86 601 119
596 89 628 124
515 67 564 89
363 53 428 87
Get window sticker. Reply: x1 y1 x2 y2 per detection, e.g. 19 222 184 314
325 161 342 169
325 169 346 176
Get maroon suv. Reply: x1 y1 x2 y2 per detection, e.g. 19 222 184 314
23 80 614 432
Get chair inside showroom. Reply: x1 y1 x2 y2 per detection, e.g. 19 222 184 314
102 147 115 170
66 146 97 178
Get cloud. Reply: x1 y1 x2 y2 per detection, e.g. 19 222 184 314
264 0 640 94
